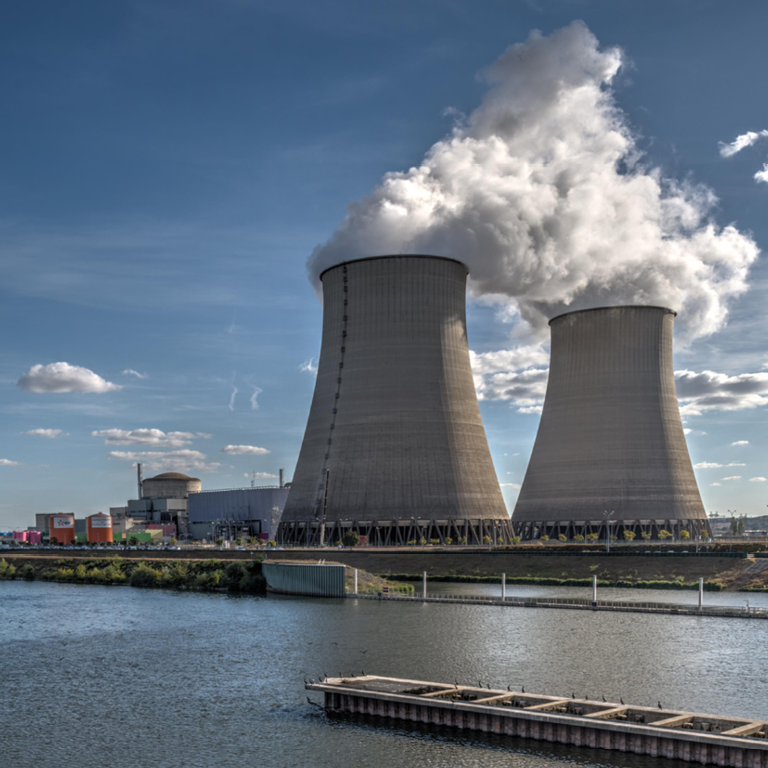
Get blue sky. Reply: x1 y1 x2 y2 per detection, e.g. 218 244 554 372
1 0 767 528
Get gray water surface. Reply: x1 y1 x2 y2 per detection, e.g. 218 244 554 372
2 580 766 768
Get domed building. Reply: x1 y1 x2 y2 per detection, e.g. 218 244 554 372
141 472 202 500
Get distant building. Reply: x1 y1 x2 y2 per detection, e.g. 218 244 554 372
110 472 201 538
187 487 289 541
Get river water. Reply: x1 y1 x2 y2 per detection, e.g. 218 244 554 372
2 580 767 768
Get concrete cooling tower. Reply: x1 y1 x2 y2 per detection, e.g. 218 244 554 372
512 306 709 540
278 255 511 547
512 306 710 541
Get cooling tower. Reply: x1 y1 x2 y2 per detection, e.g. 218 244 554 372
278 255 511 546
512 306 710 541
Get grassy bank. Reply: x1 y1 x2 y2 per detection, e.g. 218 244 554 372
270 551 753 589
0 556 267 594
385 573 725 590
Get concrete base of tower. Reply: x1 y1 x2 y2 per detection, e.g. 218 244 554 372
276 517 515 547
512 518 712 543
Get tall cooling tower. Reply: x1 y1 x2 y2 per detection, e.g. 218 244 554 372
278 255 511 546
512 306 710 541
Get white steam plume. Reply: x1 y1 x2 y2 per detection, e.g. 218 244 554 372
309 21 758 341
719 130 768 158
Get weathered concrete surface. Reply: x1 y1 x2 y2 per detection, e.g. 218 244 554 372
281 255 508 530
513 306 708 533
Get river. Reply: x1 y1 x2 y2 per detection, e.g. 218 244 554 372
2 580 767 768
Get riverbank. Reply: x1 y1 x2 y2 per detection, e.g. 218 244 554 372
269 550 768 591
0 554 412 596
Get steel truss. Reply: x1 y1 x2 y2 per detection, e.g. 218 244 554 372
276 518 515 548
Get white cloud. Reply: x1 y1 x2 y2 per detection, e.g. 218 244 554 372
243 472 278 479
710 482 721 487
722 476 742 481
108 449 219 473
92 428 199 448
749 477 767 483
221 445 271 456
694 462 745 469
17 362 121 394
471 347 550 413
718 130 768 158
731 440 749 446
122 369 147 379
0 459 20 467
500 483 522 489
676 369 768 416
300 358 318 375
25 428 62 439
683 428 707 436
309 21 757 343
228 385 238 412
754 164 768 184
249 386 263 410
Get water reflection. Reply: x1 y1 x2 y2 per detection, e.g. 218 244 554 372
2 581 766 768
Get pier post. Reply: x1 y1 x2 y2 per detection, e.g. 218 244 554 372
592 575 597 606
502 573 506 602
698 577 703 610
354 568 358 595
423 571 427 600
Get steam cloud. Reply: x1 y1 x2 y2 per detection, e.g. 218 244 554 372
309 22 758 341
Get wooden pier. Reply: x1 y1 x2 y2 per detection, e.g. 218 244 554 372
306 675 768 767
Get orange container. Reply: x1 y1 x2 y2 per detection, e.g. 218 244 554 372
86 513 113 544
49 514 76 545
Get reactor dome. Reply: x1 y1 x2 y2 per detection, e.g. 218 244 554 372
141 472 201 500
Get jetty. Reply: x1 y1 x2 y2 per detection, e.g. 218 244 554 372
306 675 768 767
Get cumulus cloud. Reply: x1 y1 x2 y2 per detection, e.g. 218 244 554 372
122 369 147 379
0 458 20 467
25 428 63 439
17 362 121 394
471 344 549 412
676 370 768 416
718 130 768 158
749 477 767 483
108 449 219 473
722 476 742 481
731 440 749 446
221 445 271 456
92 428 201 448
309 22 758 342
300 358 318 375
755 165 768 184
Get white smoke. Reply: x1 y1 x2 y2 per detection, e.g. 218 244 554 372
309 21 758 341
719 130 768 158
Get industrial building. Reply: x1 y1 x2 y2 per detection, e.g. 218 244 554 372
187 486 289 541
278 254 511 547
110 469 201 539
512 306 711 541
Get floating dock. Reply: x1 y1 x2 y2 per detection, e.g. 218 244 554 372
306 675 768 767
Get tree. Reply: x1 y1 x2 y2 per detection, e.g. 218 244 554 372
730 516 738 536
342 531 360 548
128 535 139 547
623 530 636 541
680 530 690 540
737 518 746 536
169 537 177 546
658 530 672 540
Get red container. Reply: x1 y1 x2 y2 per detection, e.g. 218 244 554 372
49 514 76 545
86 513 113 544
